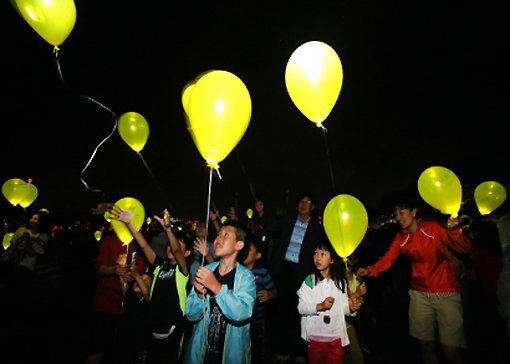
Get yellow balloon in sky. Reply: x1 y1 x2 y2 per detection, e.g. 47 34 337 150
2 233 14 250
118 112 150 153
186 70 252 169
285 41 343 127
323 194 368 259
474 181 507 215
246 208 253 219
94 230 102 242
110 197 145 244
2 178 28 206
19 183 38 208
14 0 76 47
418 166 462 217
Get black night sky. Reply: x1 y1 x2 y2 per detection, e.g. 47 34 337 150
2 1 508 220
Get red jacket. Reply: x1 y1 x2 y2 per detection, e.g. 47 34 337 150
368 220 472 293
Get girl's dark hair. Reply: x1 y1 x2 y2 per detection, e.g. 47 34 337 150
313 240 346 293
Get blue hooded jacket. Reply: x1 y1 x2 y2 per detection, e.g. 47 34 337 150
184 261 256 364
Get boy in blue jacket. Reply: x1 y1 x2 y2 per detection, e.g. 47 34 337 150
184 220 256 364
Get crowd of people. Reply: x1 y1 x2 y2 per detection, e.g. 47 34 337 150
0 187 509 364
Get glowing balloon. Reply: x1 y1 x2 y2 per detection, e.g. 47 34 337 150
221 216 227 224
474 181 507 215
2 233 14 250
418 166 462 217
19 183 38 208
110 197 145 244
94 230 102 241
146 217 152 225
2 178 28 206
285 41 343 127
323 195 368 259
104 210 114 223
186 70 252 169
14 0 76 47
246 208 253 219
118 112 150 153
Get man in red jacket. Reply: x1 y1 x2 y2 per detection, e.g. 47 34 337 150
358 199 472 364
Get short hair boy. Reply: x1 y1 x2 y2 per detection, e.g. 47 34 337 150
184 220 256 364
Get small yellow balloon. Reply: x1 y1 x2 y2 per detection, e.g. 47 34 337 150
2 178 28 206
104 210 114 223
474 181 507 215
186 70 252 169
285 41 343 127
221 216 228 224
14 0 76 47
94 230 102 242
19 183 38 208
110 197 145 244
118 112 150 153
146 217 152 225
418 166 462 217
246 208 253 219
2 233 14 250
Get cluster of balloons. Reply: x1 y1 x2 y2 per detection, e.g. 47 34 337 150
2 178 38 208
182 70 252 169
418 166 506 217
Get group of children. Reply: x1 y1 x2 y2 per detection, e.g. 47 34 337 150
112 208 365 364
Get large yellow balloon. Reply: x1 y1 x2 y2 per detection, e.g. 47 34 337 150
186 70 252 168
474 181 507 215
285 41 343 128
110 197 145 244
118 112 150 153
323 194 368 259
2 233 14 250
14 0 76 47
19 183 38 208
2 178 28 206
418 166 462 217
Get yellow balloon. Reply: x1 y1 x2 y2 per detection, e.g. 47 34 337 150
285 41 343 127
186 70 252 168
474 181 507 215
19 183 38 208
94 230 102 242
181 83 195 116
418 166 462 217
14 0 76 47
246 208 253 219
323 194 368 259
146 217 152 225
110 197 145 244
221 216 228 224
104 210 114 223
2 178 28 206
118 112 150 153
2 233 14 250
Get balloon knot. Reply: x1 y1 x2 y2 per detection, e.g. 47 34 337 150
206 161 220 170
53 45 60 51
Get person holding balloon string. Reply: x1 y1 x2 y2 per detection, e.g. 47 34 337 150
113 207 192 364
357 197 473 364
297 240 365 364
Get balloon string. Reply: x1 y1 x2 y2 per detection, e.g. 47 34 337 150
138 152 176 216
53 47 117 193
322 127 337 196
235 147 258 202
203 167 213 267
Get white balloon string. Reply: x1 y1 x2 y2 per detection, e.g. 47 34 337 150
322 126 337 196
53 47 118 193
203 166 213 267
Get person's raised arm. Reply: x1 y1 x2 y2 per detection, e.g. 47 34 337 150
113 208 156 266
154 214 188 276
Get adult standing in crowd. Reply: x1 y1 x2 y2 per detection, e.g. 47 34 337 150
357 196 472 364
269 193 325 363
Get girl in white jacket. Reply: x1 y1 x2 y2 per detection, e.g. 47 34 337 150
297 241 363 364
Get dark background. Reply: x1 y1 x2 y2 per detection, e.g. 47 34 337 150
2 1 507 220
